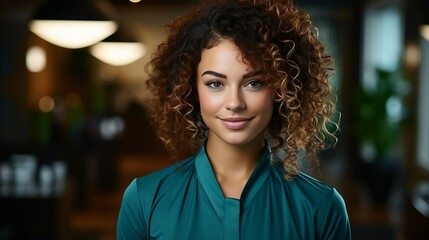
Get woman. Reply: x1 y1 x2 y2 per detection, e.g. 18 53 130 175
117 0 351 239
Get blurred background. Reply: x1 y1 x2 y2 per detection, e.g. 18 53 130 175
0 0 429 239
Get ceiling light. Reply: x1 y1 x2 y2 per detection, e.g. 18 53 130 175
421 2 429 42
29 0 118 49
90 26 146 66
420 25 429 42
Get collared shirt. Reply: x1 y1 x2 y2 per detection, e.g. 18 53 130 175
117 145 351 240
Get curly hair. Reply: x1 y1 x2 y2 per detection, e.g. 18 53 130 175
145 0 338 180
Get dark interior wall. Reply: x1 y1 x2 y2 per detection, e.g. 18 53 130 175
0 5 34 148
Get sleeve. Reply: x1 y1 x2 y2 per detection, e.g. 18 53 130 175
117 178 148 240
318 188 352 240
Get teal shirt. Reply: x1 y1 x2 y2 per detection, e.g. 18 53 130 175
117 145 351 240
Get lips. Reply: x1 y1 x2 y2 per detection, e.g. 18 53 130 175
219 117 253 130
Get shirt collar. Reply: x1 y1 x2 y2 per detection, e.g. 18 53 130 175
195 143 272 220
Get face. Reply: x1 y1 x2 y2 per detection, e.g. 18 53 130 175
197 39 274 147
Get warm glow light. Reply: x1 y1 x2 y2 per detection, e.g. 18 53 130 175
26 46 46 72
404 42 420 70
129 0 141 3
39 96 55 112
421 25 429 42
90 42 146 66
29 20 117 49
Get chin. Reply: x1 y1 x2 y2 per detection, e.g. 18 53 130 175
221 135 262 147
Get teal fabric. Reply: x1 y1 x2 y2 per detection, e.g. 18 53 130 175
117 145 351 240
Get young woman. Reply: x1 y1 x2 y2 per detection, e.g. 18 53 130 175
117 0 351 239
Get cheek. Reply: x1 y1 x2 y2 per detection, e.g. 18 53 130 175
249 92 274 112
200 98 222 114
198 91 223 114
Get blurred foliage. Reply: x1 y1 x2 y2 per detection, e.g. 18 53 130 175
351 68 409 160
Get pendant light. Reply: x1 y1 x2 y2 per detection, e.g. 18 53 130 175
420 0 429 41
421 26 429 41
89 26 146 66
29 0 118 49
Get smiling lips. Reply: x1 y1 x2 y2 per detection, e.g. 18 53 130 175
219 117 254 130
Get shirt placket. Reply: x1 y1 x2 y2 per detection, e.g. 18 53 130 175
224 198 240 240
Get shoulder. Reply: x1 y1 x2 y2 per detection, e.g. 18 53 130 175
117 156 194 240
120 155 196 210
289 172 351 238
117 155 196 239
292 172 338 199
271 168 337 201
291 172 347 210
271 168 348 218
134 156 196 196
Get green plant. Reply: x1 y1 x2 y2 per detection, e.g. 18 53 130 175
351 68 408 161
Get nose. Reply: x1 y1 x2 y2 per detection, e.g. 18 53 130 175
225 87 246 112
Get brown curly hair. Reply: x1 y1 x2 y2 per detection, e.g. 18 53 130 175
145 0 338 180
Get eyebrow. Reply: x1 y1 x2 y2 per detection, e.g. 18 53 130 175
201 70 263 79
242 70 264 79
201 71 227 79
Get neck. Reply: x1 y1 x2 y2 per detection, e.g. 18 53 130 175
205 134 265 180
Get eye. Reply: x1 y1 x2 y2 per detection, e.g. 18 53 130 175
205 81 224 89
245 80 264 89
